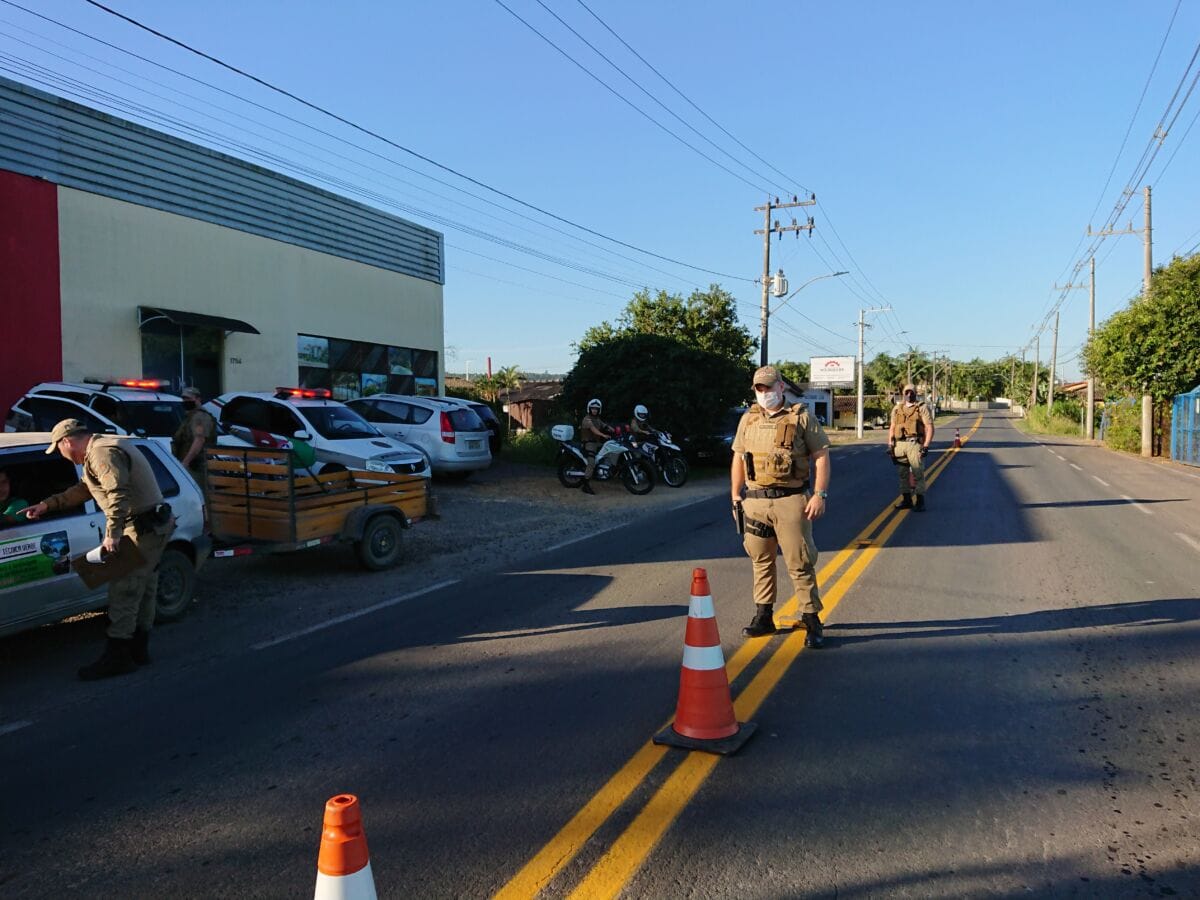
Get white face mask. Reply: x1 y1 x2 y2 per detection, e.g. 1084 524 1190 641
757 385 784 411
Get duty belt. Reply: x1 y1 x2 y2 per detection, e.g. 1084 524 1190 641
744 483 809 499
896 437 920 442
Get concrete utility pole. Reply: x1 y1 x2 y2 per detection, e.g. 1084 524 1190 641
1046 312 1059 415
1142 185 1153 457
754 196 816 367
1087 257 1096 439
856 305 891 438
1031 335 1040 410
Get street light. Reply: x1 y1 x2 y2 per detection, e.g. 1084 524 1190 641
759 270 849 366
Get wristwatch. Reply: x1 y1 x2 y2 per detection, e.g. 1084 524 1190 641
816 490 829 499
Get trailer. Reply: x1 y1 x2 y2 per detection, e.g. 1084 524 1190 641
203 447 432 570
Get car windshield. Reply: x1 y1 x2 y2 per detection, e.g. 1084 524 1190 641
300 405 380 440
118 400 186 437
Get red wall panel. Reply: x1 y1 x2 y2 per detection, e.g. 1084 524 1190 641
0 169 62 419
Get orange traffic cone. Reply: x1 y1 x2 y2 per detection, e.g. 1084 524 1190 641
653 568 757 755
953 428 961 448
315 794 378 900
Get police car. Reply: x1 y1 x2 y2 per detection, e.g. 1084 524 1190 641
0 431 211 637
5 380 247 451
204 388 430 477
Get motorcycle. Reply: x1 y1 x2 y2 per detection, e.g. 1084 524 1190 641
632 428 689 488
551 425 655 495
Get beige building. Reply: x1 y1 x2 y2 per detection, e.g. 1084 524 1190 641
0 75 444 416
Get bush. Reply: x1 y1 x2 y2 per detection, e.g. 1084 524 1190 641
505 430 559 466
1103 400 1141 453
1025 404 1081 437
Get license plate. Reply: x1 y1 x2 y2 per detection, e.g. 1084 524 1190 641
467 440 482 450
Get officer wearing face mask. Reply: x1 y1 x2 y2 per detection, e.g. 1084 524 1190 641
887 382 934 511
171 387 218 492
730 366 832 646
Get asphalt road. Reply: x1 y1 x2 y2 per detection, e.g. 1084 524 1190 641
2 410 1198 898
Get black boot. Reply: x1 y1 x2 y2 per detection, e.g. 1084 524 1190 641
581 479 595 495
78 638 138 681
894 493 914 510
742 605 777 638
914 494 926 512
801 613 825 648
130 628 152 666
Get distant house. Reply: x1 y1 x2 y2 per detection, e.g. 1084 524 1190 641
504 381 562 431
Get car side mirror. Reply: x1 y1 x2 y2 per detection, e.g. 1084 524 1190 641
293 430 312 442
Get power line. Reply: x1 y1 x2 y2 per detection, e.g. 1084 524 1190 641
77 0 752 281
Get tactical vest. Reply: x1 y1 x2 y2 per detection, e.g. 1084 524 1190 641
893 404 926 440
742 404 811 488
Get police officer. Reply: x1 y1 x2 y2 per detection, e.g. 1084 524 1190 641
888 383 934 511
579 398 614 495
24 419 174 680
731 366 831 647
172 386 218 492
629 404 654 437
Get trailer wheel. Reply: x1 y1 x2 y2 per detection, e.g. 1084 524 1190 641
356 515 403 570
155 546 197 623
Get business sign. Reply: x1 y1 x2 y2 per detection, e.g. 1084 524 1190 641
0 530 71 590
809 356 856 388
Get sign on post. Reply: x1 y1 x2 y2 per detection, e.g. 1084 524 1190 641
809 356 856 389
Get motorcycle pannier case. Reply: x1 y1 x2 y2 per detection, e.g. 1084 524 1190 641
551 425 574 441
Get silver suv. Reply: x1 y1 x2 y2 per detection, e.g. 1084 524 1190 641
347 395 492 477
0 432 211 637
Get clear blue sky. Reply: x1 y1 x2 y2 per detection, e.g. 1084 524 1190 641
5 1 1199 381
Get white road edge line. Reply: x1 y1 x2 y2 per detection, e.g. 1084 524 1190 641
1120 494 1153 515
252 579 460 650
1092 475 1110 487
1070 463 1083 471
1176 532 1200 553
0 720 32 737
1052 453 1065 460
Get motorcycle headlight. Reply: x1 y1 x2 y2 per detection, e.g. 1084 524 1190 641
365 459 391 473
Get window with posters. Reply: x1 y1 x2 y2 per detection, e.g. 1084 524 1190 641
298 335 438 400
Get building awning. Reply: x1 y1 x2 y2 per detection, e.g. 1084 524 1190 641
138 306 260 335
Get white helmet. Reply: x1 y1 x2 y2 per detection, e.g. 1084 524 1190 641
634 404 649 422
586 398 602 414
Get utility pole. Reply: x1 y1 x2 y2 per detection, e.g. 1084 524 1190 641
1086 257 1096 439
1046 312 1059 415
1088 187 1153 455
856 305 891 438
1142 185 1153 456
754 195 816 366
1031 335 1040 410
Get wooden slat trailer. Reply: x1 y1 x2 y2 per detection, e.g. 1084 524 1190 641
203 447 432 570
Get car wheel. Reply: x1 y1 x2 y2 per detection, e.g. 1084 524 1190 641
155 546 197 623
355 515 403 570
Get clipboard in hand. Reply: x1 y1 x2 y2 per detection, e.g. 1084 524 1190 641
71 540 147 589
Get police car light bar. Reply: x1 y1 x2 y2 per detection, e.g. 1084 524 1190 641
119 379 165 389
276 387 332 399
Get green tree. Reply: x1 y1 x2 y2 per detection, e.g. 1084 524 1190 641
865 352 904 396
1081 252 1200 402
774 360 810 384
561 333 747 440
578 285 755 364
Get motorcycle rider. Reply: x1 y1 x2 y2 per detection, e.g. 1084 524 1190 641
580 398 615 495
629 404 654 437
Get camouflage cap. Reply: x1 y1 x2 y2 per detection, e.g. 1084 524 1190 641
45 418 89 454
752 365 782 387
902 383 916 394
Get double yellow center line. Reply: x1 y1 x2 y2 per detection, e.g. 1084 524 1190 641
497 416 983 899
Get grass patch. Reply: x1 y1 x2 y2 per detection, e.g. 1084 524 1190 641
505 430 560 466
1016 405 1083 437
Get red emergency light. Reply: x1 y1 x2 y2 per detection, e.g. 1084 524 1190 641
276 387 332 399
118 379 165 389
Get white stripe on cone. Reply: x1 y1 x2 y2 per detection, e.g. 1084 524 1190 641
315 861 378 900
688 594 715 619
681 643 727 671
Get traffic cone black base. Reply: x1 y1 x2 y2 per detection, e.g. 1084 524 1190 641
653 720 758 756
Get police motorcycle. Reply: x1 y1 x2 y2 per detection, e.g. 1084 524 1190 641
631 428 689 487
552 424 655 495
